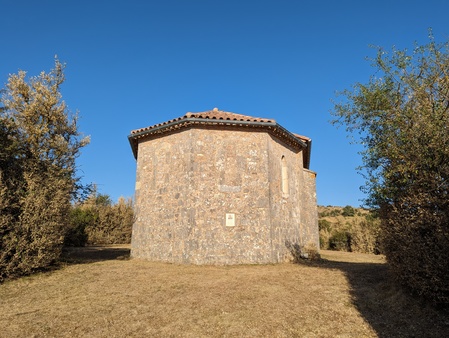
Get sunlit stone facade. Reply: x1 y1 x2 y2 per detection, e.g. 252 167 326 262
129 108 319 264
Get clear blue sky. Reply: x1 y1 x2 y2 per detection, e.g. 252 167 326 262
2 0 448 207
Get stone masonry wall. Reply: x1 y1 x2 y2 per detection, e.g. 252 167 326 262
132 128 272 264
131 126 318 264
301 169 320 250
131 130 193 262
267 136 304 261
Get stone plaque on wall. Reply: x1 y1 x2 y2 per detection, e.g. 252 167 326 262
226 213 235 227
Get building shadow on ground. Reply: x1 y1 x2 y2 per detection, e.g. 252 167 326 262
312 253 449 338
61 245 131 264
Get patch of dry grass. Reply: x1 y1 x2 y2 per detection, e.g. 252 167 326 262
0 246 447 337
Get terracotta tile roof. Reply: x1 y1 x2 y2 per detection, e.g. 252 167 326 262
293 133 312 170
185 108 275 123
129 108 312 169
130 108 275 135
293 133 311 142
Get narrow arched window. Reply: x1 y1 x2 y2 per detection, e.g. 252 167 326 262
281 156 289 196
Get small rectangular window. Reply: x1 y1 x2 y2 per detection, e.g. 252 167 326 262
281 156 289 196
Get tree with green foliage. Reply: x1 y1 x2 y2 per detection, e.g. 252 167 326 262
0 60 89 281
332 34 449 305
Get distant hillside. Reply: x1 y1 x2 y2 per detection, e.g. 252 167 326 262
318 205 381 254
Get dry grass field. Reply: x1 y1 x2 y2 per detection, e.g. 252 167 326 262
0 246 448 338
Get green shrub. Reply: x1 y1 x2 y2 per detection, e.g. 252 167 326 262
318 207 381 254
381 202 449 305
65 193 134 246
342 205 356 217
349 220 381 254
329 209 341 217
329 230 352 251
318 219 331 232
64 208 95 247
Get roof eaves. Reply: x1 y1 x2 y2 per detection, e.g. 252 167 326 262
129 115 308 160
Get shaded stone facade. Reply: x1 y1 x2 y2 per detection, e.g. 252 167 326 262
129 108 319 264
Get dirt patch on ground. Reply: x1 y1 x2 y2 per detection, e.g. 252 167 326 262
0 246 447 337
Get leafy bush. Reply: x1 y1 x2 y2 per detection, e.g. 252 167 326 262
64 208 95 247
318 207 380 254
342 205 355 217
329 209 341 217
381 202 449 305
349 220 381 254
0 60 88 282
65 193 134 246
318 219 331 232
329 230 352 251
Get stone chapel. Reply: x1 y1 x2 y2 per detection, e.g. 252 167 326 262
128 108 319 264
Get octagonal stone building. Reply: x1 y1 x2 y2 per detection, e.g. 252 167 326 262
129 108 319 264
